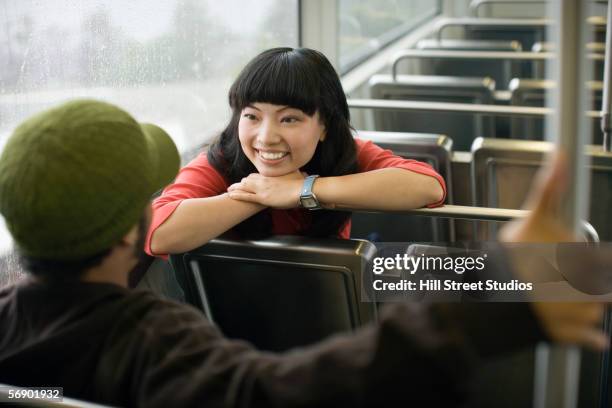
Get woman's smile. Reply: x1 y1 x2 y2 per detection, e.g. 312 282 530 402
256 149 290 163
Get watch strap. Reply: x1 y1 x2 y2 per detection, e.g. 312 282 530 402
301 175 319 197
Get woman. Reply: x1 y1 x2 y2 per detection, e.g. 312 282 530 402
147 47 445 256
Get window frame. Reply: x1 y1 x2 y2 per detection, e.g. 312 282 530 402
299 0 441 74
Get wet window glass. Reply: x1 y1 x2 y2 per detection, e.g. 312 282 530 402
0 0 298 285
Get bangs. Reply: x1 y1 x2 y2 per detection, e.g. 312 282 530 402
229 49 320 116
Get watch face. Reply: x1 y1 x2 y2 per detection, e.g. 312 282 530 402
301 196 319 209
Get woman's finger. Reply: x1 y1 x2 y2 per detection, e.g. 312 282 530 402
228 181 256 193
228 190 260 203
246 173 263 182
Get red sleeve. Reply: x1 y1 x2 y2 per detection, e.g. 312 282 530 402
145 153 229 256
354 138 447 208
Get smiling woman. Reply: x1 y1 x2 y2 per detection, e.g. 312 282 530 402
146 47 446 256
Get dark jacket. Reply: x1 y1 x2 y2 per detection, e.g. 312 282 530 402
0 279 543 407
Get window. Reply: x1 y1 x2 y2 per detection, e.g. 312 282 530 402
0 0 298 284
338 0 440 73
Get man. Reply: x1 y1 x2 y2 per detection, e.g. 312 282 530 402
0 100 606 407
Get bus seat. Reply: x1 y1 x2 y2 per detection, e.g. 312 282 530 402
464 24 545 53
471 137 612 241
470 0 546 19
433 17 549 53
532 41 604 81
415 38 525 86
508 78 554 140
589 15 607 43
369 74 495 151
508 78 603 143
169 236 377 352
351 130 454 242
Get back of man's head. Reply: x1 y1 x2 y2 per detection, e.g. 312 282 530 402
0 99 180 277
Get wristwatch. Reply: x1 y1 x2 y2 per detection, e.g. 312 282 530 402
299 175 321 210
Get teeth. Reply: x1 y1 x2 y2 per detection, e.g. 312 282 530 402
259 151 288 160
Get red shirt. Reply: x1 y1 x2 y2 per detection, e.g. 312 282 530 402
146 138 446 256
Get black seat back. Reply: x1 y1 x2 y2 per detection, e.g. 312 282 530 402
465 24 545 52
170 236 377 352
369 74 495 151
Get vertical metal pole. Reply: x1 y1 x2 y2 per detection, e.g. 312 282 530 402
601 0 612 151
534 1 591 408
554 0 590 229
598 5 612 407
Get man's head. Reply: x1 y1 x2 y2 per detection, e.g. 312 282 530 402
0 100 180 281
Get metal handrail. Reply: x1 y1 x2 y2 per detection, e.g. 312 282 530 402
347 98 602 119
348 204 526 221
587 15 607 27
349 205 599 242
469 0 548 18
581 220 600 243
390 49 603 81
435 17 553 40
379 204 527 221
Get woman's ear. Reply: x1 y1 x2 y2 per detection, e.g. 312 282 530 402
317 113 326 141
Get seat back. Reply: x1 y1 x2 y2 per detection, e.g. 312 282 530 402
369 74 495 151
532 41 604 80
434 17 550 51
170 236 377 352
471 137 612 240
351 131 454 242
464 24 545 52
416 38 525 86
508 78 603 143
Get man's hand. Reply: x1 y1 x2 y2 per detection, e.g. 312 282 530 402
499 152 575 243
531 302 608 350
499 152 609 351
227 171 305 209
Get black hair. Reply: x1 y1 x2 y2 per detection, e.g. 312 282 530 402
208 47 359 238
19 248 112 282
20 213 150 282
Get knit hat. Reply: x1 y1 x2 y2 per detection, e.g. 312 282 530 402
0 99 180 261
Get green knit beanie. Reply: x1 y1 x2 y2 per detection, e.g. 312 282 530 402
0 99 180 261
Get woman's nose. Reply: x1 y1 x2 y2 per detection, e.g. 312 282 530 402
257 119 282 145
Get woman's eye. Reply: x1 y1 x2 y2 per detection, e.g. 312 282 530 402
243 113 258 121
281 116 299 123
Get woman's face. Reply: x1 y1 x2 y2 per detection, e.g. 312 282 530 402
238 103 326 177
